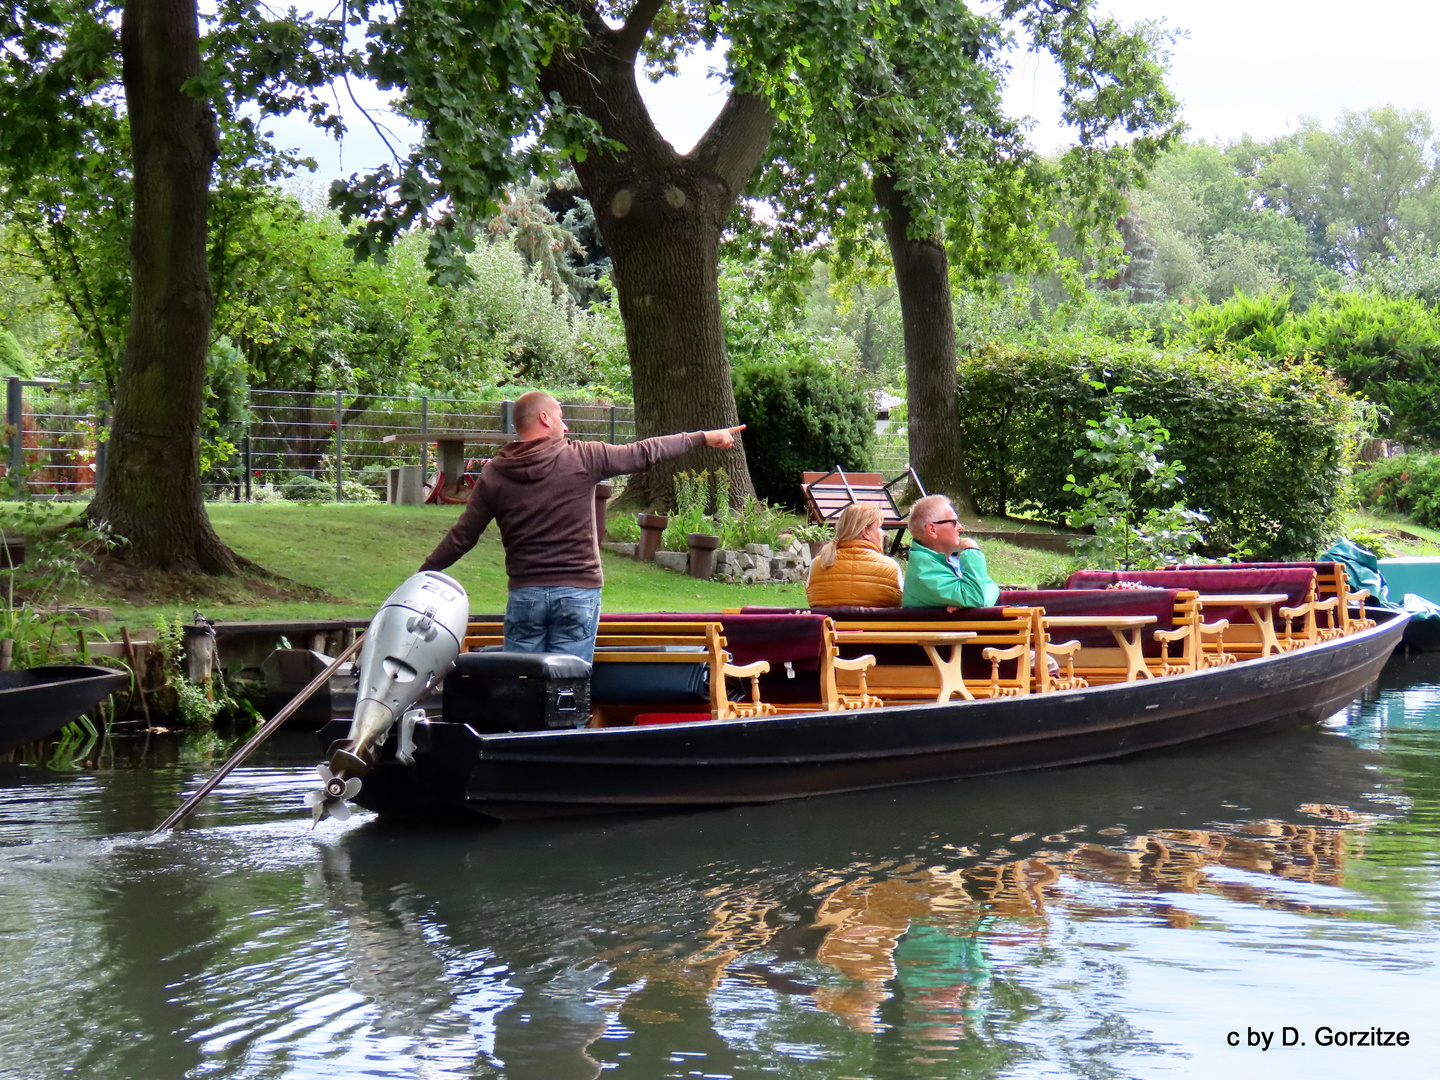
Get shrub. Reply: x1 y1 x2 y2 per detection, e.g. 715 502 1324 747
661 470 717 551
606 514 640 543
1063 401 1211 568
732 357 874 510
1355 453 1440 528
956 342 1360 559
280 473 333 502
719 494 789 551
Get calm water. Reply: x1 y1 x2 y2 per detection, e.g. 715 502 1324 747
3 655 1439 1080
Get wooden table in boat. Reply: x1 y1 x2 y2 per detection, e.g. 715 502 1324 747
381 431 515 483
1044 615 1158 682
1196 593 1289 657
832 630 978 702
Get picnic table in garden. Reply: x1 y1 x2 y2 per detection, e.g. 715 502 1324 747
381 430 515 503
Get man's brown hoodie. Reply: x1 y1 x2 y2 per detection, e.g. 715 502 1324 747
419 431 705 588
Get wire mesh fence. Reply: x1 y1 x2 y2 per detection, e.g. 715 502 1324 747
2 378 641 502
230 391 638 501
2 379 107 499
1 377 913 503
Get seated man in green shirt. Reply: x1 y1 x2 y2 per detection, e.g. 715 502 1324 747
901 495 1001 610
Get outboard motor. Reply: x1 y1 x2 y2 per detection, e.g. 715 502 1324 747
307 571 469 822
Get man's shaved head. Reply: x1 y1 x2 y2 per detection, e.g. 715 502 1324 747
514 391 561 438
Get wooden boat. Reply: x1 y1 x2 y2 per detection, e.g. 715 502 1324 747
318 606 1408 821
0 664 128 754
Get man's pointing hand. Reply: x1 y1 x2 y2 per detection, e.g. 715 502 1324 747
703 424 746 449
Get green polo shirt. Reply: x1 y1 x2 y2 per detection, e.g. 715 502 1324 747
902 542 1001 609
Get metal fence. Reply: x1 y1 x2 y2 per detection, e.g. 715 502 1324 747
2 378 107 499
1 378 640 501
1 377 917 501
231 390 637 500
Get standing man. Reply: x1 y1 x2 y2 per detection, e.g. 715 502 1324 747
419 390 743 662
902 494 1001 610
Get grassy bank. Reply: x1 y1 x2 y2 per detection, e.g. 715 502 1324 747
6 502 1074 628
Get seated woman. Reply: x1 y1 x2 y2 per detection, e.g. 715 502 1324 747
806 504 905 608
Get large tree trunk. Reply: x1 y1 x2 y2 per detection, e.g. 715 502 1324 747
872 171 978 518
92 0 242 571
539 4 773 507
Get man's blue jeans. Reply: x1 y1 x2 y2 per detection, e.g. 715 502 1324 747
504 586 602 663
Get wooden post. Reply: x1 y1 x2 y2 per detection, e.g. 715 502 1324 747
0 639 12 672
121 627 151 725
183 625 216 685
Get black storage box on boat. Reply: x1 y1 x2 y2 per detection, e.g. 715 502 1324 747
442 651 591 733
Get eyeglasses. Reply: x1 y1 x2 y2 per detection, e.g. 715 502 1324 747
929 517 959 528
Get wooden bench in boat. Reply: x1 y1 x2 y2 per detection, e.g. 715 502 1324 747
809 606 1038 701
600 611 879 719
462 618 772 724
1067 568 1323 659
802 466 924 556
1152 561 1369 637
999 588 1233 686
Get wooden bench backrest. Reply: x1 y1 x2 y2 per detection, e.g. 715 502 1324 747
1153 561 1355 633
830 609 1035 699
997 588 1209 685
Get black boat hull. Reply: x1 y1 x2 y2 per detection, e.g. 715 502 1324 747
0 665 129 753
327 610 1408 820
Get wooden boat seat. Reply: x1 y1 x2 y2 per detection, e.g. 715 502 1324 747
1067 568 1322 660
802 466 924 556
1149 561 1363 638
999 588 1228 685
815 607 1037 701
462 618 772 724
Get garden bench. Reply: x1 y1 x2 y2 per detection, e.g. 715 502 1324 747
801 465 926 556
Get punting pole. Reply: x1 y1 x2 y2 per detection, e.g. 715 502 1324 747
152 633 365 834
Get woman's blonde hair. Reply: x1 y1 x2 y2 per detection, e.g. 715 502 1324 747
815 503 884 569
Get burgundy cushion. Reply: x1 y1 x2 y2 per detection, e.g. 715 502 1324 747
1066 568 1315 629
600 611 829 668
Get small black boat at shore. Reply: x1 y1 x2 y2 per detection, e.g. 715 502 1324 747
320 608 1409 822
0 665 129 754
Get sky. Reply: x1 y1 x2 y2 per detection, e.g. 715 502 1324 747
270 0 1440 186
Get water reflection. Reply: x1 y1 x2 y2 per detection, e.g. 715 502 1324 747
321 711 1424 1078
1 656 1439 1078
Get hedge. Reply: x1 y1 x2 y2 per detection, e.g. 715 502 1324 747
956 343 1360 558
732 356 874 511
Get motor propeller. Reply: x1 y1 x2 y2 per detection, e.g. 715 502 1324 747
306 763 361 823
